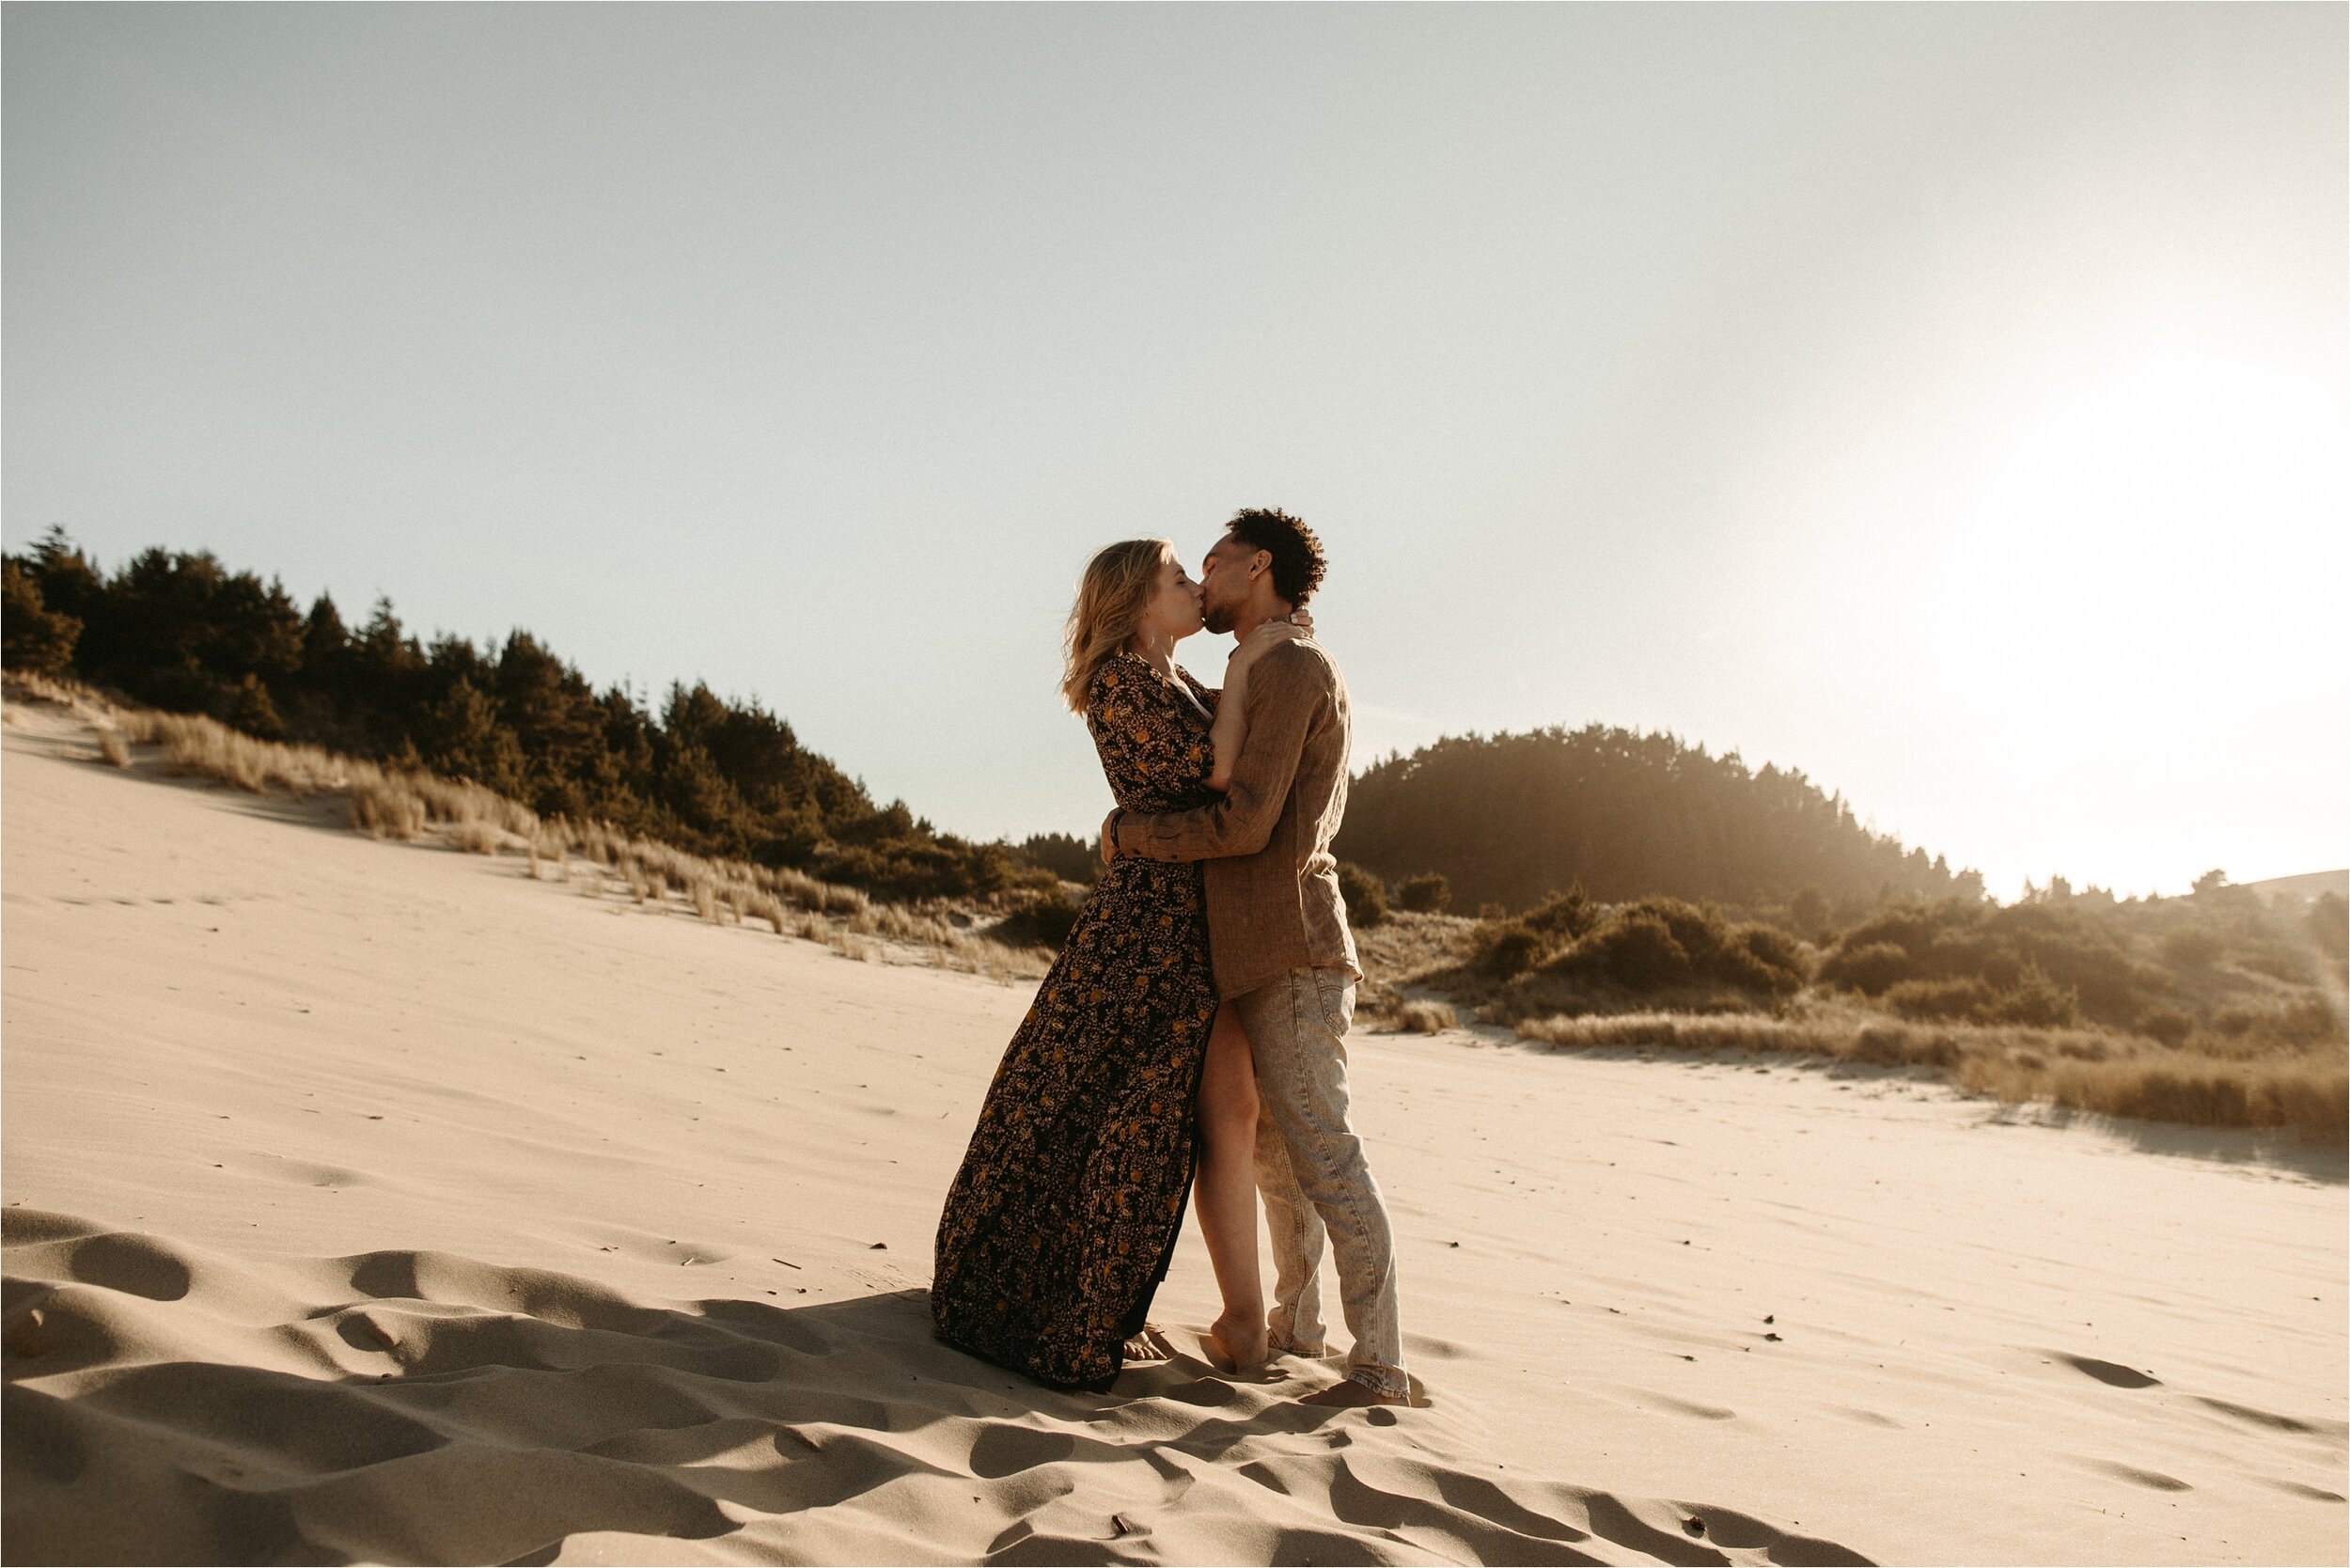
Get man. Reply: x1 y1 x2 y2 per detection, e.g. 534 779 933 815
1102 508 1410 1408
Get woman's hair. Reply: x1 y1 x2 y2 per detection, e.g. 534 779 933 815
1061 538 1172 713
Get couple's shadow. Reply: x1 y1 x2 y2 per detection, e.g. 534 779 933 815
5 1232 1867 1566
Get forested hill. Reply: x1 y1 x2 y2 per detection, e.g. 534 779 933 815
1 530 1045 902
1335 727 1984 915
8 530 1984 916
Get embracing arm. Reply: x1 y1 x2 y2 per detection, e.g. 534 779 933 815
1115 645 1325 862
1207 620 1308 791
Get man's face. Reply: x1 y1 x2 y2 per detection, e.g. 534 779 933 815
1198 536 1262 635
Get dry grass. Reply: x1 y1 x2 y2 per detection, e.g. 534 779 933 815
1355 909 1481 990
2 671 1051 983
1388 999 1459 1034
1512 1007 2347 1144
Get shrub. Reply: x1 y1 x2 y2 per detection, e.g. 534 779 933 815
1986 963 2079 1028
2 561 80 676
1338 862 1387 929
1014 831 1100 886
1522 885 1598 941
1394 999 1457 1033
2160 927 2224 967
1887 976 1999 1022
1478 922 1545 980
1821 940 1913 996
1396 872 1451 914
2239 949 2313 985
2135 1005 2195 1048
1730 922 1812 995
2213 995 2345 1051
1589 912 1694 989
995 890 1084 950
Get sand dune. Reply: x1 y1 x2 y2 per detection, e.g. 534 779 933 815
3 703 2343 1564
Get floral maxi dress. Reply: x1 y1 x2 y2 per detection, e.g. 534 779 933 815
932 651 1222 1390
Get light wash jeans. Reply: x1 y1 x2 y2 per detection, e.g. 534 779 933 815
1230 966 1408 1399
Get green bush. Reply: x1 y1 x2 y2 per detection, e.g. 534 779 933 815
996 889 1085 950
1014 832 1101 886
1586 911 1694 988
1523 885 1599 941
1816 899 2164 1027
1478 922 1545 979
1519 897 1806 1005
1396 872 1451 913
1338 862 1387 929
1822 940 1913 996
1 560 79 676
1731 923 1814 993
1987 963 2079 1027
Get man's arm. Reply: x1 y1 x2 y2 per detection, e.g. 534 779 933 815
1113 643 1326 863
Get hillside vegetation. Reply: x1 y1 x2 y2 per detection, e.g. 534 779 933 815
11 529 2343 1141
4 530 1051 904
1348 869 2346 1143
1338 727 1984 913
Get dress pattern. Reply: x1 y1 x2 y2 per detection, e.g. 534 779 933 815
932 651 1222 1390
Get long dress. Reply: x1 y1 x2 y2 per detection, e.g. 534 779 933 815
932 651 1223 1390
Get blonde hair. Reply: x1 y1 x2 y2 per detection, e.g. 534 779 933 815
1061 538 1174 713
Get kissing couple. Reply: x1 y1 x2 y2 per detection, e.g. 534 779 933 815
932 508 1410 1408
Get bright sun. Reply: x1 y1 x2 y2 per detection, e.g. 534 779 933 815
1924 343 2347 746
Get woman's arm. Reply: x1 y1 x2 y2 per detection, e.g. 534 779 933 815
1208 619 1308 791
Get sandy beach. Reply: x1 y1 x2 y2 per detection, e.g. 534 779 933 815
4 705 2343 1566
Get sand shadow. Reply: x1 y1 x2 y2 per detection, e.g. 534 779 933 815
1982 1103 2347 1184
4 1215 1873 1567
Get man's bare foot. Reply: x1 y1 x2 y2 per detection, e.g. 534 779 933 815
1299 1377 1410 1408
1203 1314 1270 1376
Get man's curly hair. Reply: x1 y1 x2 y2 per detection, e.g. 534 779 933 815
1225 507 1327 608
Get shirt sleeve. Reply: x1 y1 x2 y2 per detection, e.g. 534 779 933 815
1116 643 1325 862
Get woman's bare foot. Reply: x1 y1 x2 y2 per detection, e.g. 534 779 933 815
1122 1325 1174 1363
1204 1313 1270 1376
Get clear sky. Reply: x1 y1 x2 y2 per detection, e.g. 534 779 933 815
7 4 2342 900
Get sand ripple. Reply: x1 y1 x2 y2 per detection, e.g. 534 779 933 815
4 1207 1870 1565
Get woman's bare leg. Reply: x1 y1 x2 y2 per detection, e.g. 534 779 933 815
1197 1003 1268 1372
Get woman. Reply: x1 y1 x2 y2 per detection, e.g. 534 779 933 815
932 539 1295 1390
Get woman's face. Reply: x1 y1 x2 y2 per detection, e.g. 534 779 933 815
1138 552 1205 642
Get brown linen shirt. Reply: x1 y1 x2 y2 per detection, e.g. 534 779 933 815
1113 636 1361 1001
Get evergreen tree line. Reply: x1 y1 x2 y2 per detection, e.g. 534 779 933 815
2 530 1048 903
1335 725 1986 915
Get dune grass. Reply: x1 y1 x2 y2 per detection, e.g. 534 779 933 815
1511 1008 2346 1145
7 671 1051 982
1356 898 2344 1145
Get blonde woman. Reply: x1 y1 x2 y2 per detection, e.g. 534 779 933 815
932 539 1300 1390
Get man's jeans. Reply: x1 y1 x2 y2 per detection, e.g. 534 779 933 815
1230 966 1408 1399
